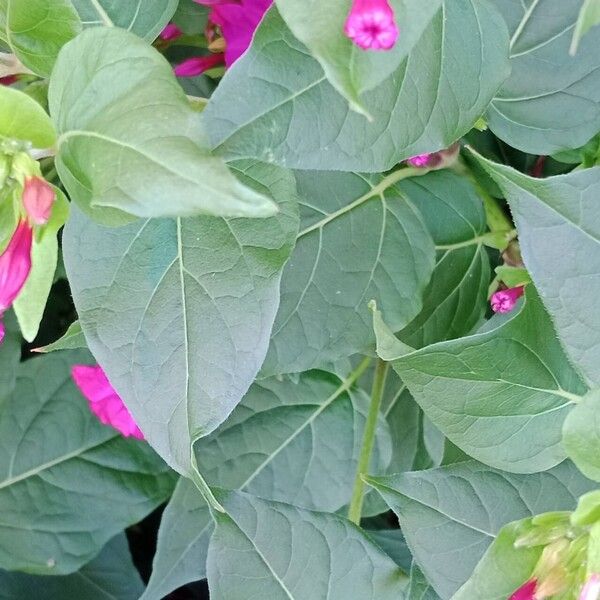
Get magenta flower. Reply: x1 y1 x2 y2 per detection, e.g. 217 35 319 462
510 579 538 600
174 52 225 77
344 0 399 51
160 23 183 41
581 574 600 600
195 0 272 66
22 176 55 225
0 220 33 314
491 286 525 314
71 365 144 440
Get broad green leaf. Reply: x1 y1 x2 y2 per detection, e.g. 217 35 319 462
205 2 510 172
261 169 435 376
0 0 81 77
275 0 441 115
367 460 594 599
452 520 542 600
571 0 600 54
488 0 600 154
563 390 600 481
13 187 69 342
0 85 56 147
145 369 392 598
49 27 277 225
0 312 20 400
142 478 212 600
35 320 87 353
408 564 441 600
0 533 144 600
63 162 298 477
368 528 413 572
0 351 175 575
72 0 177 41
474 155 600 387
196 370 391 511
172 0 208 35
376 287 587 472
396 172 490 348
207 490 409 599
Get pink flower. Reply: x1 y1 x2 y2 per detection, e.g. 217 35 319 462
160 23 183 41
510 579 538 600
22 176 55 225
491 286 525 314
0 220 33 313
581 574 600 600
344 0 399 51
195 0 272 66
71 365 144 440
174 52 225 77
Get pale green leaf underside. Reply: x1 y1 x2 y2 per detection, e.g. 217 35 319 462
71 0 177 41
63 162 298 476
207 491 408 599
0 534 144 600
205 1 510 172
0 85 56 147
475 155 600 387
262 169 435 376
49 27 276 224
571 0 600 54
368 460 594 598
275 0 442 114
0 351 175 575
0 0 81 77
378 287 587 473
488 0 600 154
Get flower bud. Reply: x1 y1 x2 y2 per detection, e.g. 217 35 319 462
22 176 55 225
160 23 182 41
0 220 33 313
491 286 525 314
509 578 537 600
581 574 600 600
407 144 460 170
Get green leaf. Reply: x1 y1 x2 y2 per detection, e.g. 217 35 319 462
71 0 178 41
408 564 441 600
396 172 491 348
563 389 600 481
261 169 435 376
571 0 600 54
49 27 277 225
0 0 81 77
376 286 586 472
488 0 600 154
0 351 175 575
473 155 600 387
0 312 20 400
34 320 87 353
145 368 392 598
367 528 413 572
451 519 542 600
171 0 208 35
13 187 69 342
205 2 510 172
275 0 442 116
0 533 144 600
142 478 212 600
62 161 298 477
0 85 56 147
196 370 391 511
367 460 594 599
495 265 531 288
207 490 409 599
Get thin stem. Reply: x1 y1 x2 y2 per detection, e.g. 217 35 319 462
191 453 225 514
348 358 389 525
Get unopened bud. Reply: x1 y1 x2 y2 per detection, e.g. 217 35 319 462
22 176 55 225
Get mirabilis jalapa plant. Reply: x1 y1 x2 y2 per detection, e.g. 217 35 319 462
1 0 600 597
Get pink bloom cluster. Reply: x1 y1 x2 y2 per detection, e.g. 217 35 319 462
344 0 399 50
491 286 525 314
72 365 144 440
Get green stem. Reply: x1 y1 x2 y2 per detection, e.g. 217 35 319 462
348 358 389 525
191 454 225 514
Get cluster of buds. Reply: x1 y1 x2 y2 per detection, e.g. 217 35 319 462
509 494 600 600
0 147 56 342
